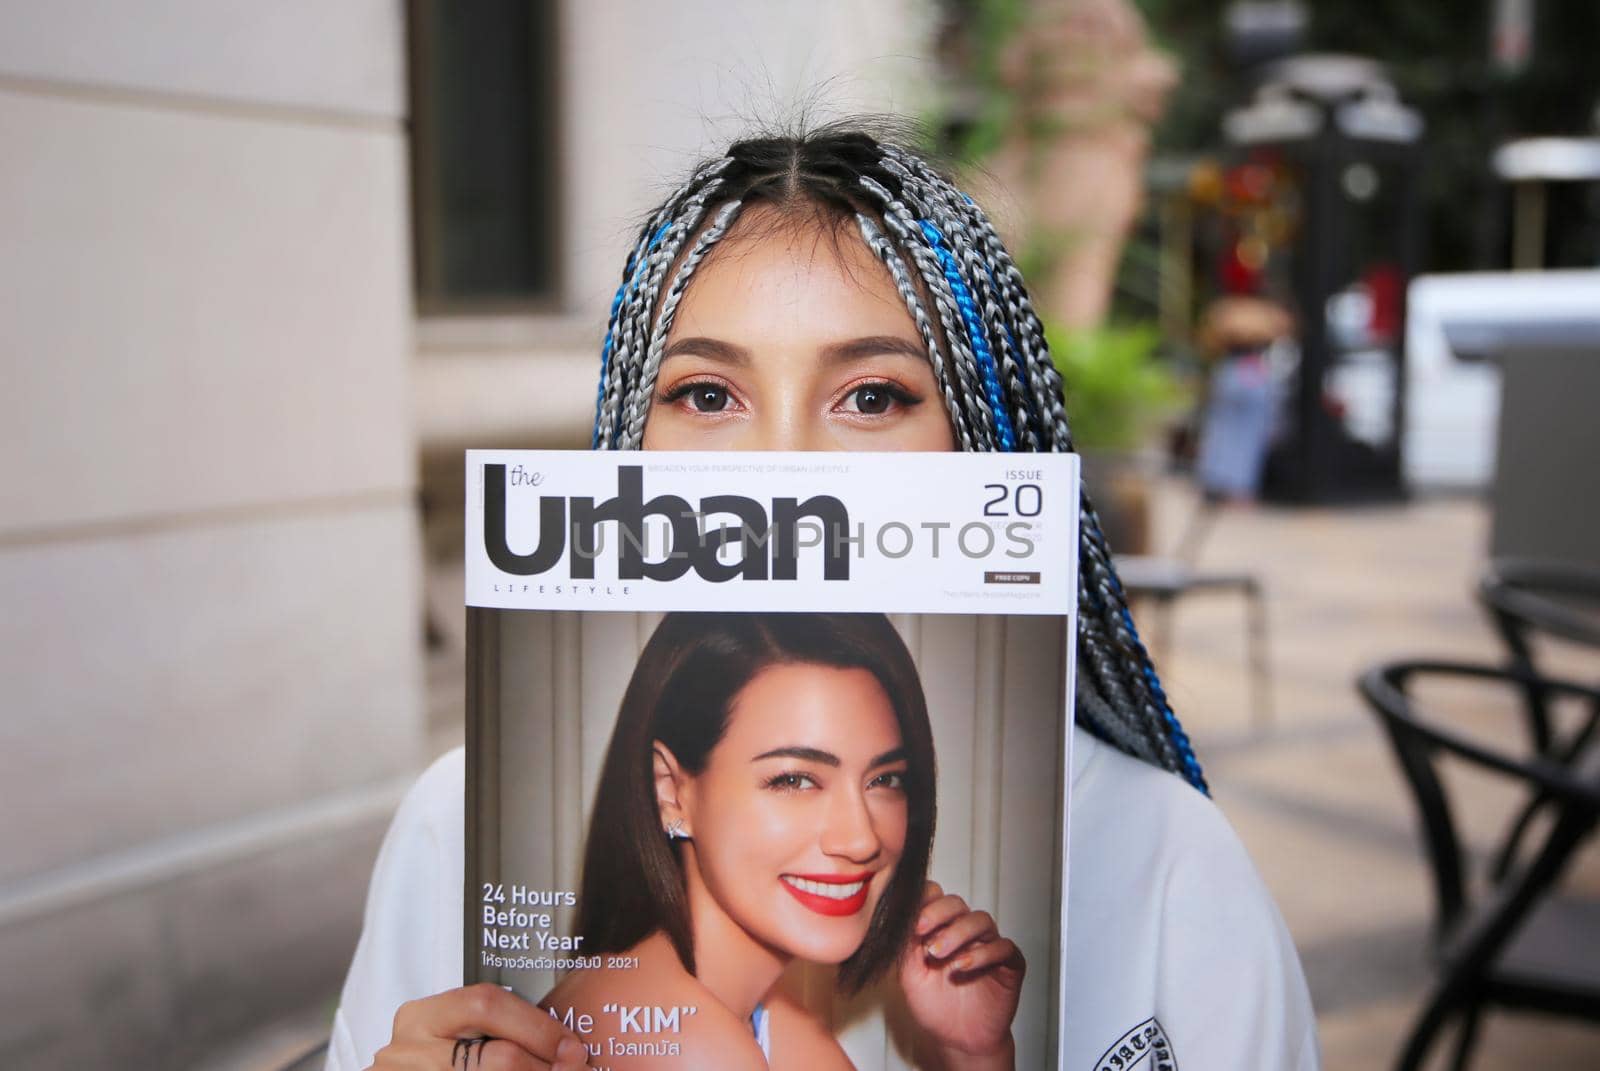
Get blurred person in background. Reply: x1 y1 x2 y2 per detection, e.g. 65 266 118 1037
1193 296 1295 502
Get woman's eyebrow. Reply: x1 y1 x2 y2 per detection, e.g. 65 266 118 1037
821 336 927 364
868 746 909 768
752 746 839 766
660 336 750 365
751 745 910 768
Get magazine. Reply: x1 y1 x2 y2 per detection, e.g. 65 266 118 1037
464 450 1079 1070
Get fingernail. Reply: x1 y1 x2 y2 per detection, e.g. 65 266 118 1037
953 955 973 971
557 1036 586 1062
926 940 944 957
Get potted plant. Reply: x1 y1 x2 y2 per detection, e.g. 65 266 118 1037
1046 321 1186 553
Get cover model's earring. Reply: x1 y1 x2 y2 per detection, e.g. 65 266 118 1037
664 817 687 840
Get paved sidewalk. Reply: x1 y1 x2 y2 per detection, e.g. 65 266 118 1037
1145 478 1600 1068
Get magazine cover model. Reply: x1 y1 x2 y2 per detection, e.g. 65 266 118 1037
465 450 1079 1070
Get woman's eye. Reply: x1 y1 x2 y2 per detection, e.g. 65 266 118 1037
764 771 818 792
840 382 917 416
869 771 907 792
688 384 729 413
659 379 737 414
853 385 891 415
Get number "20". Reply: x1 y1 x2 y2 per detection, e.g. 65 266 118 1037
982 483 1042 517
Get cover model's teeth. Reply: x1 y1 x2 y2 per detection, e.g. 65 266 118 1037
784 876 866 899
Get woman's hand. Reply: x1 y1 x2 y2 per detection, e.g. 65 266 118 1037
368 983 591 1071
897 882 1025 1071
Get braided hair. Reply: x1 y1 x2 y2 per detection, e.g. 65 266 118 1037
591 124 1207 793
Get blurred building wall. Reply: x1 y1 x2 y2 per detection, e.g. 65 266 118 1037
0 2 423 1066
0 0 931 1063
416 0 932 455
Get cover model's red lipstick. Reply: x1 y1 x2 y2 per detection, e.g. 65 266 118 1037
780 872 872 916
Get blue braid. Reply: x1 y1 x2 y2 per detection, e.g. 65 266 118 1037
957 196 1038 432
593 270 631 447
917 213 1207 783
1103 563 1209 793
594 222 674 447
975 258 1043 434
917 220 1017 451
1078 520 1206 790
1127 608 1207 792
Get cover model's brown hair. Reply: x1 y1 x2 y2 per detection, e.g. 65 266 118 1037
575 611 936 993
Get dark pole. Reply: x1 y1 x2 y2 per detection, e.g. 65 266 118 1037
1299 98 1344 502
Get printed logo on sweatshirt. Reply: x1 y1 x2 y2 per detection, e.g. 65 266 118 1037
1094 1017 1176 1071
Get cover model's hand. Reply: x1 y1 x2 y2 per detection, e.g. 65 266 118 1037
898 881 1025 1071
368 983 591 1071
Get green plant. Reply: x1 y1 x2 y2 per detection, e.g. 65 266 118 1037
1045 322 1186 452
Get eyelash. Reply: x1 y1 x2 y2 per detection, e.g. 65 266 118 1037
762 771 818 793
760 770 909 793
658 376 739 411
835 379 922 416
869 770 907 792
655 377 924 416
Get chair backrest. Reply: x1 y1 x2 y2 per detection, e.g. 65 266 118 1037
1360 662 1472 935
1169 490 1224 565
1479 557 1600 652
1478 557 1600 753
1357 660 1600 944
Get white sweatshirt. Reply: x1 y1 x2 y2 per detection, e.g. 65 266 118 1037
327 729 1319 1070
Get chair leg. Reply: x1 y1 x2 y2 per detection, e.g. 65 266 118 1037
1447 1002 1483 1071
1245 583 1273 731
1491 794 1551 880
1394 983 1467 1071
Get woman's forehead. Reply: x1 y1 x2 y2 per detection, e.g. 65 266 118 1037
667 208 918 344
719 663 903 756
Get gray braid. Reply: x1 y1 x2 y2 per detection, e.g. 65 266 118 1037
619 199 746 448
882 148 1040 452
883 146 1060 453
856 175 1002 449
937 200 1039 451
946 202 1041 452
597 160 732 447
604 176 730 447
907 150 1191 769
881 140 1206 790
1081 520 1182 770
853 213 976 450
965 211 1068 451
913 151 1188 769
586 126 1209 793
878 160 1036 453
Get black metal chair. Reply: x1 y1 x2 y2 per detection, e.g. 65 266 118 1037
1116 494 1272 728
1478 557 1600 746
1477 557 1600 880
1358 660 1600 1071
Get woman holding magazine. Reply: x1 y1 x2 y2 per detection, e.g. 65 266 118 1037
534 611 1021 1069
333 125 1317 1071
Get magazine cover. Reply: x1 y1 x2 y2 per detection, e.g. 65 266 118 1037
464 451 1079 1070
